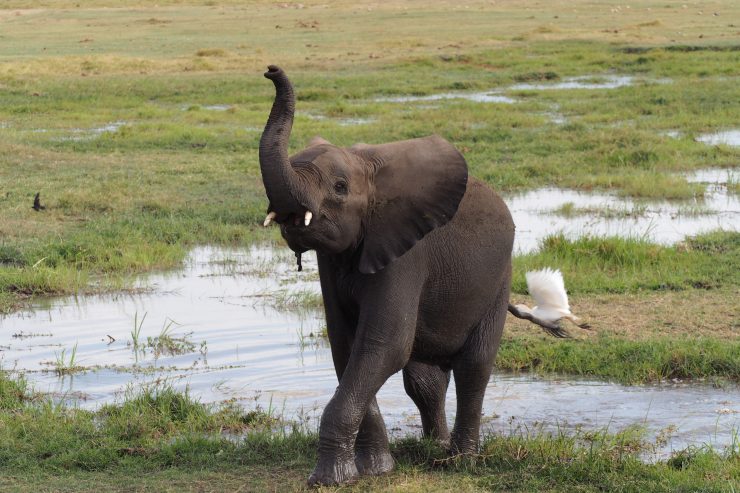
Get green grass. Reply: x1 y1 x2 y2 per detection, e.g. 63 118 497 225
0 372 737 492
0 372 32 410
1 31 738 311
513 230 740 294
0 375 282 471
496 335 740 384
139 317 197 357
552 201 649 219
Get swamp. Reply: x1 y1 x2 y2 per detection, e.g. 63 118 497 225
0 1 738 491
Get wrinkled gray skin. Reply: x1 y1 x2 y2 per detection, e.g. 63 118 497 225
259 66 514 486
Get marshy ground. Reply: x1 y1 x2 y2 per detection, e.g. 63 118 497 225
0 1 739 491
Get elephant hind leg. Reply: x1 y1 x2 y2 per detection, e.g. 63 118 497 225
354 397 394 476
449 296 508 455
403 360 451 444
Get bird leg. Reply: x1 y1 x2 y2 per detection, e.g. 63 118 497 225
507 304 570 338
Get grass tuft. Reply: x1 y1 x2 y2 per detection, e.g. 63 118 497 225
0 371 33 410
52 342 83 376
194 48 229 58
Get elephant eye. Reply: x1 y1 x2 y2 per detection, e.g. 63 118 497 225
334 180 348 195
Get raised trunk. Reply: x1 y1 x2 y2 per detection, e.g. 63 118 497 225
259 65 302 214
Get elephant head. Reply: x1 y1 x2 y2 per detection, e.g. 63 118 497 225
259 66 468 273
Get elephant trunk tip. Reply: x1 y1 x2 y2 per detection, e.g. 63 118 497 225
265 65 283 79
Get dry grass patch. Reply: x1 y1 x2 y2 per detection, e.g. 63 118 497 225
1 1 738 76
507 288 739 341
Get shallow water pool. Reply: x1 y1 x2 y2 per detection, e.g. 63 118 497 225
508 168 738 253
1 244 736 458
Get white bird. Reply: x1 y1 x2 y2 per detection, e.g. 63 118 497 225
511 268 588 336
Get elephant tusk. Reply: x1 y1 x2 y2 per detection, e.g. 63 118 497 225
263 211 276 227
304 211 313 226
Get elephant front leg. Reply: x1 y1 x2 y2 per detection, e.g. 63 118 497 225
308 345 408 486
319 310 393 479
307 401 359 486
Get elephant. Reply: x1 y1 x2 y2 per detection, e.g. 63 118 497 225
258 66 564 486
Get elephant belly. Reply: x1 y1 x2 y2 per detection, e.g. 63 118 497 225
411 256 508 363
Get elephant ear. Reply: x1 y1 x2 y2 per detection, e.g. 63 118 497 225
357 135 468 274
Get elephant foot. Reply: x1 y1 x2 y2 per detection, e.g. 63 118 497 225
307 456 359 487
449 434 479 457
355 448 394 477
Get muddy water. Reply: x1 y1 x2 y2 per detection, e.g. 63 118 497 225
1 243 737 458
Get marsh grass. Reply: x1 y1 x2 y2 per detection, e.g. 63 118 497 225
728 174 740 195
51 342 83 376
496 335 740 384
0 371 736 491
552 201 649 219
673 203 715 217
256 288 324 312
0 371 33 409
513 231 739 294
0 375 300 473
1 18 739 311
144 318 194 357
128 313 200 360
130 311 146 350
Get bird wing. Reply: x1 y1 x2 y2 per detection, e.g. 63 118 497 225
525 268 570 313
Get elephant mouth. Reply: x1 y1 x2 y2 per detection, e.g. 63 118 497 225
266 206 321 253
280 210 319 250
266 206 314 229
280 210 313 228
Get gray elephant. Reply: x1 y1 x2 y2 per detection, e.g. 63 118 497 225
258 66 564 486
